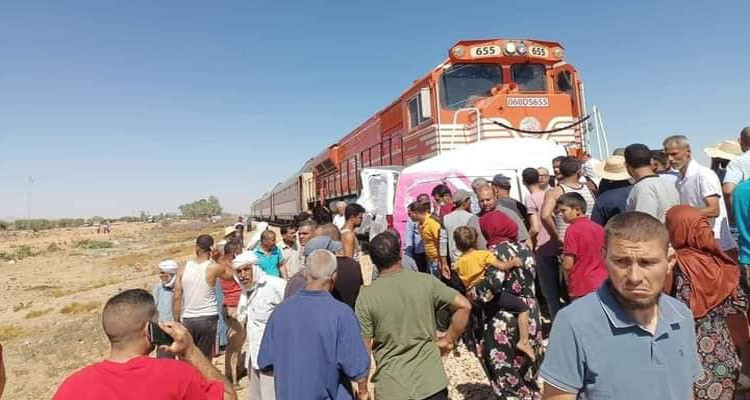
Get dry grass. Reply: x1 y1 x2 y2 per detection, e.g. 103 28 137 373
50 278 122 298
108 246 191 269
25 308 53 319
108 252 154 267
13 301 33 312
60 301 101 315
0 325 26 341
74 239 114 249
25 284 60 292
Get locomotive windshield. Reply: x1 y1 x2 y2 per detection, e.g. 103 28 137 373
439 63 503 110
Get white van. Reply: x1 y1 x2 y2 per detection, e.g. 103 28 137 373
356 166 403 241
392 138 567 240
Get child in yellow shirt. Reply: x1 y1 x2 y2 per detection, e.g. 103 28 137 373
453 226 534 360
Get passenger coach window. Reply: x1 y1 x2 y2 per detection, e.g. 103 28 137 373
439 64 503 110
511 63 546 92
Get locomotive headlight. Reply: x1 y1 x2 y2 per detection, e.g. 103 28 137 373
516 42 528 55
451 46 465 57
553 48 564 58
503 42 517 55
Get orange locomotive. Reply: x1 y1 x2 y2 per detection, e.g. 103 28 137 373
311 38 588 206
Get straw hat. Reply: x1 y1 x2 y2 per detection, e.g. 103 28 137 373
594 155 630 181
224 226 237 237
704 140 742 161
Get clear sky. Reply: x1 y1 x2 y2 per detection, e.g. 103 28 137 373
1 1 747 218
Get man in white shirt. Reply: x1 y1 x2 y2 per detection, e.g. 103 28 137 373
233 252 286 400
664 135 736 252
332 201 347 230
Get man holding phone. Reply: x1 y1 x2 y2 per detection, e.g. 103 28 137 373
53 289 237 400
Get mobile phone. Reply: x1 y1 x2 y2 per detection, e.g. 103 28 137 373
149 322 174 346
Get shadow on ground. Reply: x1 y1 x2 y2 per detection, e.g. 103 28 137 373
455 382 495 399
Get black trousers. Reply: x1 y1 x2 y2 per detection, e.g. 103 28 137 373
183 315 218 358
414 252 428 274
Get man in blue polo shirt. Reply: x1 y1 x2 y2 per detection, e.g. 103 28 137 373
254 230 287 279
733 180 750 296
541 211 701 400
257 249 370 400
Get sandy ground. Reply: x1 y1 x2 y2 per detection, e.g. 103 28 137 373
0 221 493 399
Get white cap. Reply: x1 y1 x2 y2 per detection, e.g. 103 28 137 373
232 251 258 270
158 260 179 273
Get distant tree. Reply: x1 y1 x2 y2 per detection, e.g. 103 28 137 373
179 196 223 219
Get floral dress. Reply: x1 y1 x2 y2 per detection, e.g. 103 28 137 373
672 266 747 400
469 242 544 400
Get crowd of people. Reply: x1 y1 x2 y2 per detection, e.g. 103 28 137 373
50 127 750 400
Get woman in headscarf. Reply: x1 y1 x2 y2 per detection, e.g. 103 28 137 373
472 209 543 399
665 205 748 400
478 210 518 249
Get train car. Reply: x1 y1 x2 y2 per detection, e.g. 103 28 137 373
270 159 315 223
310 38 588 207
251 196 266 221
255 191 274 221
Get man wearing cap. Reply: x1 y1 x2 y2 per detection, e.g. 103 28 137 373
723 127 750 210
440 189 486 268
233 252 286 400
591 156 632 226
284 235 365 310
492 174 528 223
624 144 680 223
153 260 179 358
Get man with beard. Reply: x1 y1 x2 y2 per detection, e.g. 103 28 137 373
540 212 700 400
53 289 235 400
665 135 736 253
233 252 286 400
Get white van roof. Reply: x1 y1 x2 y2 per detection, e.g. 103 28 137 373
402 138 566 175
